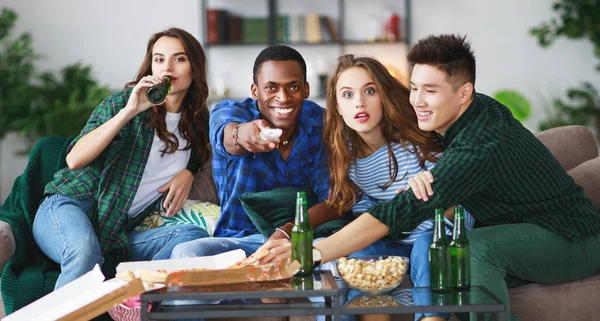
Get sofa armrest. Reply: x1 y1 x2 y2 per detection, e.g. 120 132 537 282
568 157 600 210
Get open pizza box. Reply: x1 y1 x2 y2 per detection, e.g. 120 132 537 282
3 249 300 321
115 248 299 288
2 265 144 321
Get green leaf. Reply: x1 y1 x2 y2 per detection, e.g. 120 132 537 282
530 0 600 69
493 90 532 122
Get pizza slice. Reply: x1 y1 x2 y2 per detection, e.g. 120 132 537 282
229 248 270 269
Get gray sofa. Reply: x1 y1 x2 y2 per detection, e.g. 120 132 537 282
0 125 598 320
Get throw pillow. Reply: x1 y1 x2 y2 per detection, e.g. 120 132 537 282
188 153 219 204
238 186 352 238
135 200 221 236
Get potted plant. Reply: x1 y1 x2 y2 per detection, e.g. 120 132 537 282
0 8 112 202
531 0 600 141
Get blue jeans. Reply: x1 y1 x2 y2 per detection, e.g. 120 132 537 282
33 194 209 289
170 233 267 259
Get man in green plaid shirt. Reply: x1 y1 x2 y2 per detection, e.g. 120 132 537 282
369 34 600 321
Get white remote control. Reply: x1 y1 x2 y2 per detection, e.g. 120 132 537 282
259 128 283 142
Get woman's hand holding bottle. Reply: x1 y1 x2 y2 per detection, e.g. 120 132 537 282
122 75 164 118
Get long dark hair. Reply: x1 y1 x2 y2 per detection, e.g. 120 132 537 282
126 28 210 165
324 54 443 215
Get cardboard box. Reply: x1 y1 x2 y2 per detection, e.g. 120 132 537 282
166 260 301 287
4 250 246 321
117 249 300 287
2 265 144 321
4 249 299 321
116 249 246 274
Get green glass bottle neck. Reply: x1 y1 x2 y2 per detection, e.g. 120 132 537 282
432 210 445 242
452 212 466 239
295 197 309 225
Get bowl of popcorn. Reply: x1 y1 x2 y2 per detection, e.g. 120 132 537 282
336 256 409 294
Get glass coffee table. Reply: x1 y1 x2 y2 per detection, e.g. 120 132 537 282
141 270 341 321
141 270 506 321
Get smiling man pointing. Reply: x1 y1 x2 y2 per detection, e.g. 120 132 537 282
170 45 337 259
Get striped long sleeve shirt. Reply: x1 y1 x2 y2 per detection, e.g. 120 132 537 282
350 143 474 244
368 93 600 242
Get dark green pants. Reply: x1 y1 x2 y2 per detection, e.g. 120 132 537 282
468 223 600 321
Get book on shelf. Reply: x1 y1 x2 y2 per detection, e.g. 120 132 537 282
287 14 338 44
229 14 242 44
321 16 340 42
304 13 321 43
242 17 269 44
206 8 219 45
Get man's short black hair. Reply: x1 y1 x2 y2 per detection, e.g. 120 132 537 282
252 45 307 84
407 34 476 90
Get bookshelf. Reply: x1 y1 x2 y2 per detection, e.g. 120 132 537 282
201 0 411 106
201 0 411 47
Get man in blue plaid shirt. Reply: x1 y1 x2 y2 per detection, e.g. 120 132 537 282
171 45 336 258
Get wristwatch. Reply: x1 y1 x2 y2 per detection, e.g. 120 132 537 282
313 247 322 268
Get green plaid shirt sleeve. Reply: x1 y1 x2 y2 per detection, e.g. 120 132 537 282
77 95 120 142
45 90 133 199
46 88 155 265
368 93 600 242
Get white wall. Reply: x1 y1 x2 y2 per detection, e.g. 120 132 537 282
1 0 599 202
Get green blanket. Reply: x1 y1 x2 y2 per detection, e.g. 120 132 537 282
0 136 74 314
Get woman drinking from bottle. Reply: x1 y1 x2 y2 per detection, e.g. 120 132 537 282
32 27 210 289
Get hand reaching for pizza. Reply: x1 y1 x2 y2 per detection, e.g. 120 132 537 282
229 248 270 268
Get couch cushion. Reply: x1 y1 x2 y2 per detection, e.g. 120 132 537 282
509 273 600 321
188 154 219 204
238 186 352 238
568 157 600 209
135 200 220 236
534 125 599 171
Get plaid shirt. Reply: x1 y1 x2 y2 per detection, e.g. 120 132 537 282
368 93 600 242
46 88 202 265
210 98 329 237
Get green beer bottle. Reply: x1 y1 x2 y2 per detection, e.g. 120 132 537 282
147 76 172 104
450 206 471 290
429 208 450 292
291 191 313 276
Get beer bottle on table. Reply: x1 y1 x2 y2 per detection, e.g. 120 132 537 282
450 205 471 290
147 76 172 104
430 208 450 292
291 191 313 276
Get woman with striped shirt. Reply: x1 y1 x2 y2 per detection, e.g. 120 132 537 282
323 54 474 321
